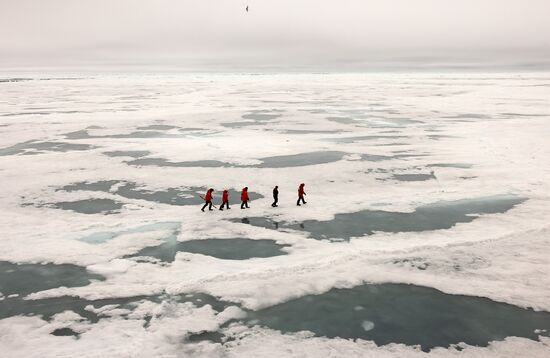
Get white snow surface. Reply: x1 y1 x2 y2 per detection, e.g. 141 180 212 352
1 72 550 357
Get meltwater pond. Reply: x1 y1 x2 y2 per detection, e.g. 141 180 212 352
391 172 436 181
127 151 347 168
244 283 550 351
58 181 263 207
0 140 96 156
103 150 151 158
0 261 104 297
131 238 289 262
64 127 207 140
0 260 230 326
1 290 225 328
236 195 526 240
254 151 346 168
52 198 124 214
221 109 283 128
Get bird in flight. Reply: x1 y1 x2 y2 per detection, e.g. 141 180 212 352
246 5 248 12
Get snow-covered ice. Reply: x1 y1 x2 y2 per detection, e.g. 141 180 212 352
1 72 550 357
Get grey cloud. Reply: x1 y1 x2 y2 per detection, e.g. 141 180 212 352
1 0 549 70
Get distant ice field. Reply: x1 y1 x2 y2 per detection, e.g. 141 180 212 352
1 73 550 357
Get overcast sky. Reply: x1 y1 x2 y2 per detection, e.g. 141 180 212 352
1 0 549 71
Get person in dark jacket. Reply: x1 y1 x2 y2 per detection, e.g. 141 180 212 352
220 189 230 210
240 187 250 209
201 188 214 212
297 183 306 206
272 186 279 207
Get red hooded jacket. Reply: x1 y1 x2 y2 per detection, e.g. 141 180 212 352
222 190 229 202
298 184 305 197
241 188 249 201
205 189 213 201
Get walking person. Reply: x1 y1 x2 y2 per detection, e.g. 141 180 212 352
220 189 230 210
272 185 279 207
297 183 307 206
201 188 215 212
240 187 250 209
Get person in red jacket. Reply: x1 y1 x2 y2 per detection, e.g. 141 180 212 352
220 189 230 211
240 187 250 209
297 183 307 206
201 188 214 212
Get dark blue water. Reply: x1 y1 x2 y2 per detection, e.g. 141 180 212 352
245 283 550 352
131 238 289 262
235 195 526 240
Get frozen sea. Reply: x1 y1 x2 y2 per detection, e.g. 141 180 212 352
1 73 550 357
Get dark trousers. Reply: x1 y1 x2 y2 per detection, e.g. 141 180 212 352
272 196 278 207
220 201 230 210
241 200 249 209
201 201 213 211
297 196 306 205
